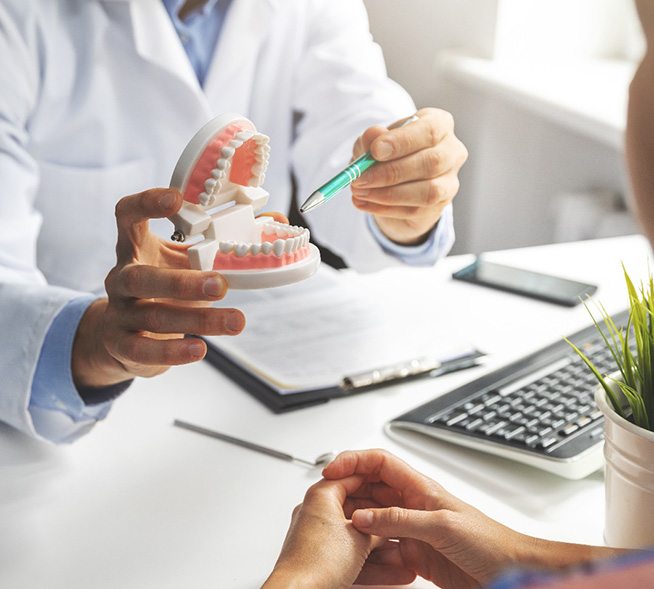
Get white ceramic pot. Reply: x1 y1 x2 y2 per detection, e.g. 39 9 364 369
595 385 654 548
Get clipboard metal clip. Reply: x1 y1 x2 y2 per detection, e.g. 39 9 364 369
340 350 485 391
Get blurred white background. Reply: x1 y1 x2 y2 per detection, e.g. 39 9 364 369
363 0 645 254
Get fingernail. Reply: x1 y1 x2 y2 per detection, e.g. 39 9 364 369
226 311 245 334
353 510 373 528
188 342 205 358
374 140 393 160
159 191 176 209
203 277 224 298
351 188 369 197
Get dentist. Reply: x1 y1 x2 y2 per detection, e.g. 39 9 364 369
0 0 467 443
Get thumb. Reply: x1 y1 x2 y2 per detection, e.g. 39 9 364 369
352 507 437 543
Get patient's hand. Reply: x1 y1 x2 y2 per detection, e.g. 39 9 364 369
262 474 416 589
323 450 622 588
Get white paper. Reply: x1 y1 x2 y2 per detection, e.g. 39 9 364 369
208 266 476 393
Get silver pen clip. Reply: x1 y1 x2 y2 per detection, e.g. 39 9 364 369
341 351 484 391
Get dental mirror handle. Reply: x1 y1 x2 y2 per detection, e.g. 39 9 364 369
174 419 315 465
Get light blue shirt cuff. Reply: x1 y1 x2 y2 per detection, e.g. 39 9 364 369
365 204 454 266
29 296 116 443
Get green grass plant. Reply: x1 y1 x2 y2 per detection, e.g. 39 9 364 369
566 266 654 432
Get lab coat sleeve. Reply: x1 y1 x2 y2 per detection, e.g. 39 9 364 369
0 2 100 441
290 0 454 271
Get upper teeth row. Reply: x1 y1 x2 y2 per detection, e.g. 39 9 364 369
198 131 270 207
262 222 305 238
218 231 310 257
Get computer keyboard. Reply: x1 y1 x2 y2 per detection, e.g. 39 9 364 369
387 310 629 480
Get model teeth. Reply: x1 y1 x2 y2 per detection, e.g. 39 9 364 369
272 239 285 257
221 146 235 158
219 241 234 253
199 191 213 206
215 158 228 170
204 179 217 192
237 131 254 141
214 226 310 260
229 139 242 149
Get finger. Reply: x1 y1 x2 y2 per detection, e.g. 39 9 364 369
369 109 454 162
304 475 366 506
323 450 440 500
349 482 404 508
352 507 445 544
109 265 228 301
366 540 405 566
107 333 207 367
351 200 422 220
343 497 382 518
354 563 417 586
351 175 458 209
353 125 388 159
121 301 245 336
257 211 289 224
353 145 456 190
115 188 182 262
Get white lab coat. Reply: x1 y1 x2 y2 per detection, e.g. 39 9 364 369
0 0 421 438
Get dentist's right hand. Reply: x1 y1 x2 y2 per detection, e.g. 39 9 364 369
71 188 245 390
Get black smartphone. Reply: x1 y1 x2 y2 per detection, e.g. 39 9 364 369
452 258 597 307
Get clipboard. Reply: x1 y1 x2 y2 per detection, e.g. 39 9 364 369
203 264 485 412
204 340 484 413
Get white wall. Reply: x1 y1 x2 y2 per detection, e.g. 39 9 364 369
363 0 498 108
363 0 641 254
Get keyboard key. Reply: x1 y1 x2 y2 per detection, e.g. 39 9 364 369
446 412 469 426
482 394 501 406
467 403 485 415
504 425 526 440
562 424 579 436
465 418 484 431
576 416 592 428
539 437 558 449
525 434 540 447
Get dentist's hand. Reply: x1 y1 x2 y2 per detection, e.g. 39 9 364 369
71 188 246 389
351 108 467 246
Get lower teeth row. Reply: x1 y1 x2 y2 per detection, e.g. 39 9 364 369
218 231 309 257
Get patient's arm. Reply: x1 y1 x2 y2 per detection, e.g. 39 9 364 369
627 0 654 245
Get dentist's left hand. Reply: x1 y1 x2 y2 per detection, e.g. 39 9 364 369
351 107 467 246
71 188 246 389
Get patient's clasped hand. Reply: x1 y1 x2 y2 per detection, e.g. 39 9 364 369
263 450 624 588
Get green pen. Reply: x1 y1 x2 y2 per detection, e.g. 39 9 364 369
299 114 419 213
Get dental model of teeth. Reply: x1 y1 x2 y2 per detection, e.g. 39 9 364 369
168 113 320 289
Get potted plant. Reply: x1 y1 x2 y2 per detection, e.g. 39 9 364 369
567 267 654 549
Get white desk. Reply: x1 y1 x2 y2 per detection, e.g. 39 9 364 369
1 235 651 589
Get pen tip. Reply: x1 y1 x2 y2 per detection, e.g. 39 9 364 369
299 190 324 214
